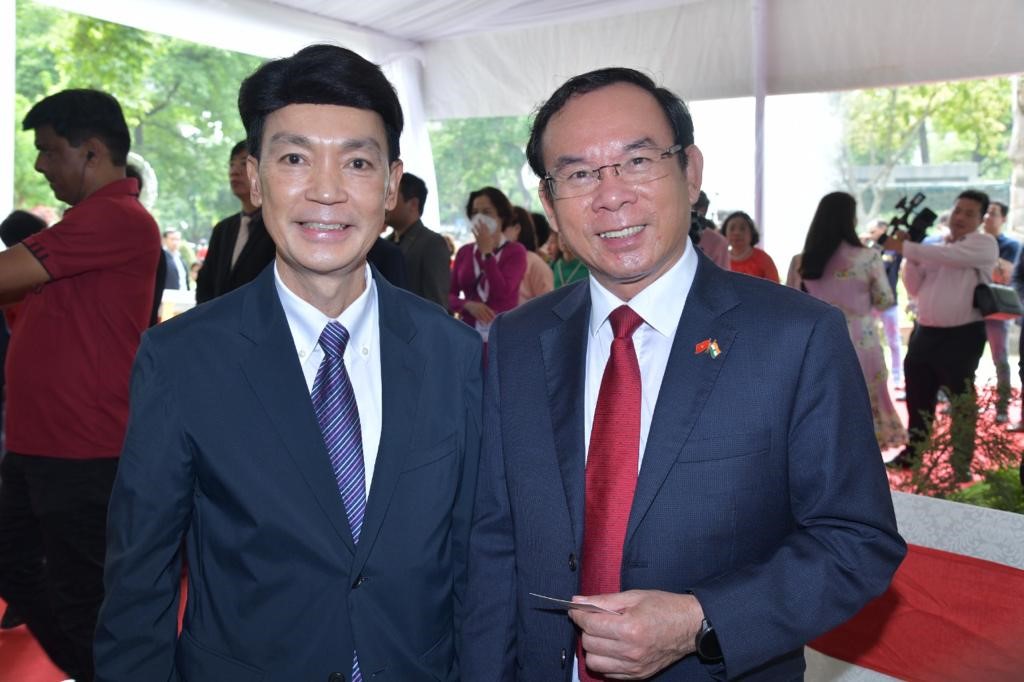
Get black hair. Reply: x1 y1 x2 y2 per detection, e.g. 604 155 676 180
991 200 1008 218
22 89 131 166
694 190 710 211
721 211 760 247
125 164 144 191
958 189 990 218
0 210 46 248
162 229 180 239
509 206 539 252
530 211 551 247
238 44 403 162
399 172 428 216
526 67 694 185
799 192 861 281
466 187 514 228
229 140 248 160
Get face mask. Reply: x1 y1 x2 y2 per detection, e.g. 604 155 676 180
471 213 500 235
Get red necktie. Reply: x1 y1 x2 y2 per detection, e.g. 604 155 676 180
578 305 644 681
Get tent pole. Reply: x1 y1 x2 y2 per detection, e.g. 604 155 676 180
751 0 767 239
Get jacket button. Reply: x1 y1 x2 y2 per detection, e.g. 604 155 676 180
560 647 568 668
568 553 577 571
328 673 345 682
353 575 366 588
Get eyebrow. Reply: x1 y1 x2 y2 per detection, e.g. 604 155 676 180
549 137 661 172
266 133 384 154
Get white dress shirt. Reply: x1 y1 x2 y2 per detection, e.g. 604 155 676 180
584 238 698 469
275 263 382 498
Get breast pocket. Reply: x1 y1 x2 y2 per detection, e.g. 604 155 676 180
676 428 770 464
400 432 457 473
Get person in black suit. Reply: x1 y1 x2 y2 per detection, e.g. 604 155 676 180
195 141 275 303
367 235 408 289
161 229 189 291
386 172 450 309
96 44 482 681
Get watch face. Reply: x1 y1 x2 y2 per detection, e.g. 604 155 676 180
697 619 723 661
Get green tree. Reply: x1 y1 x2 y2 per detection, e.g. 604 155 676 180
428 115 540 229
839 77 1013 222
14 0 264 241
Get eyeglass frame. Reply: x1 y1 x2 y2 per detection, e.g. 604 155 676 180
542 143 684 199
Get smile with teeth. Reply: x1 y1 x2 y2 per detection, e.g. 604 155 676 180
302 222 349 231
599 225 645 239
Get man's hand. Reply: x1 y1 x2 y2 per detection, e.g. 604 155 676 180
885 229 907 254
570 590 705 679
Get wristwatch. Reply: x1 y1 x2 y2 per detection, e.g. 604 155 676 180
695 617 723 662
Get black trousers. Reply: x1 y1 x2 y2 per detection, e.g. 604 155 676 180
0 453 118 682
904 322 987 476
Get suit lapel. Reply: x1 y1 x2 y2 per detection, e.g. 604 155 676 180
239 268 357 554
351 272 422 578
540 282 591 547
626 256 740 542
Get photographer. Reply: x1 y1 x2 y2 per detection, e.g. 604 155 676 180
886 190 997 481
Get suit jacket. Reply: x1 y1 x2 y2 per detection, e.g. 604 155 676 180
461 250 905 681
163 249 189 290
195 212 276 304
392 220 451 310
96 265 483 681
367 237 409 291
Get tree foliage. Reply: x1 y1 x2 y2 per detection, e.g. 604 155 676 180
428 115 540 228
13 0 264 241
840 77 1013 221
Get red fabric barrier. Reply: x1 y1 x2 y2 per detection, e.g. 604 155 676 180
811 543 1024 681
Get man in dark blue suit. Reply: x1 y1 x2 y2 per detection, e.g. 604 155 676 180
96 45 482 681
461 68 905 681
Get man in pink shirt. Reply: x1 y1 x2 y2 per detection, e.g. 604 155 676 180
886 190 998 480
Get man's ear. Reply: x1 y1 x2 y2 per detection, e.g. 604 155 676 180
538 180 561 234
384 160 404 211
246 154 262 208
684 144 704 208
82 139 103 164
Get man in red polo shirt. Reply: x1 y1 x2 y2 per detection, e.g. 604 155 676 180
0 89 160 682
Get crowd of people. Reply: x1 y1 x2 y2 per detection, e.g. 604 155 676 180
0 39 1014 681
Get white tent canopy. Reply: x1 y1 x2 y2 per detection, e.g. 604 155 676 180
6 0 1024 234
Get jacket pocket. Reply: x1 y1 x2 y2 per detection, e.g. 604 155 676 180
176 630 266 682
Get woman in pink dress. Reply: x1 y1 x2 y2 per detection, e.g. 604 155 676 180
788 192 907 449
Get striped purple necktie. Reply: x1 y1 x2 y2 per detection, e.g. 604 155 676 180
312 321 365 682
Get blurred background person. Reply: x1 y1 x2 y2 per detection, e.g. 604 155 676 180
506 206 553 304
550 231 589 288
789 192 907 450
449 187 526 341
162 229 189 291
981 200 1019 423
195 141 275 304
531 211 553 262
864 219 905 399
722 210 780 281
385 172 450 309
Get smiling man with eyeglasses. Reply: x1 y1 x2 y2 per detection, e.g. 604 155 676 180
462 67 905 681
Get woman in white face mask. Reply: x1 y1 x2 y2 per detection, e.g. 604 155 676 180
449 186 528 342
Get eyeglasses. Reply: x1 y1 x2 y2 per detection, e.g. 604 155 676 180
543 144 683 199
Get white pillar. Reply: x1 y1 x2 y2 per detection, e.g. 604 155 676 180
1 0 16 218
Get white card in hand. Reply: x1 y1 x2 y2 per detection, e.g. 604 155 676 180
529 592 621 615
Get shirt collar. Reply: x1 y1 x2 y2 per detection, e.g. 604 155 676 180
588 236 698 339
274 262 377 359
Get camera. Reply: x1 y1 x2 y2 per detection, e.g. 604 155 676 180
875 192 937 246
